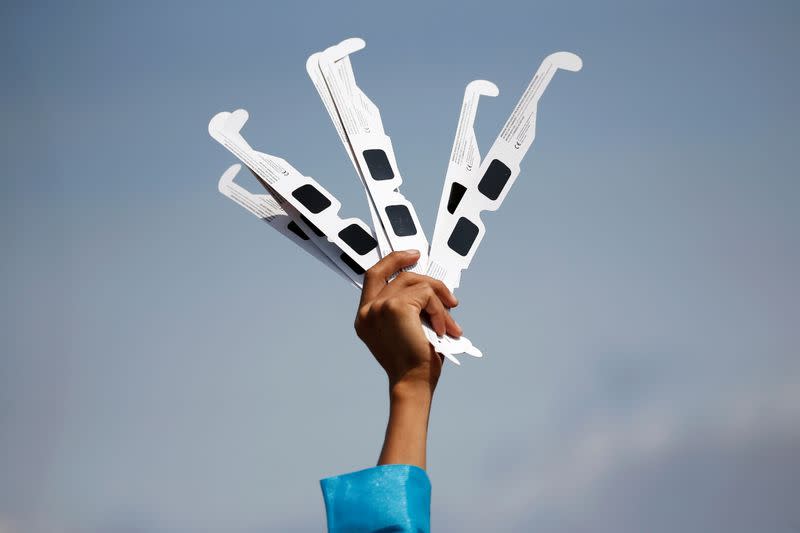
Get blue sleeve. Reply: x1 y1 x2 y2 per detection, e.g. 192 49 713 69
320 464 431 533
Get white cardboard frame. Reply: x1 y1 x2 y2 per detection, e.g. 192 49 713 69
317 38 430 271
219 163 362 289
427 80 499 286
429 52 583 289
209 109 382 273
305 51 393 258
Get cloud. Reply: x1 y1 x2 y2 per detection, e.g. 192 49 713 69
0 518 18 533
446 379 800 533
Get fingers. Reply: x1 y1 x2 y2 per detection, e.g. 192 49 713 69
387 272 458 308
360 250 420 306
413 286 447 337
412 285 463 338
359 251 463 340
432 303 462 338
443 309 463 338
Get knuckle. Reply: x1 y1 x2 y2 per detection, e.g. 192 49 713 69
367 304 377 318
354 309 367 335
383 298 405 316
381 251 402 266
364 267 382 281
370 300 387 317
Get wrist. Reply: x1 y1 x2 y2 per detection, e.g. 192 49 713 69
389 378 434 406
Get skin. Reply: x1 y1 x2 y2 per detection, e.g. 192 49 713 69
354 250 462 469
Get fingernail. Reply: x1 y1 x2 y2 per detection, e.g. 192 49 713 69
404 249 420 256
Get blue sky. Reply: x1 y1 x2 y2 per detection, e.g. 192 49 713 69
1 1 798 532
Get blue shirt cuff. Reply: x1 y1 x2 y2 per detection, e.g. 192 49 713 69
320 464 431 533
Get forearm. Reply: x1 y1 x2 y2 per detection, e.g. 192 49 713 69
320 382 433 532
377 381 433 469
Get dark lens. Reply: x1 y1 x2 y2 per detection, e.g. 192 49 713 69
447 182 467 214
340 252 365 275
292 184 331 214
338 224 378 255
477 159 512 201
385 205 417 237
300 215 325 237
447 217 480 257
286 220 309 240
363 149 394 181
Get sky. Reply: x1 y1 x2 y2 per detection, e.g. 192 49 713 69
1 0 798 532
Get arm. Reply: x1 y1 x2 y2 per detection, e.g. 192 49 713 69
357 250 461 469
321 250 462 532
379 380 434 469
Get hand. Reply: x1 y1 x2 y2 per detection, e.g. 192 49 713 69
355 250 462 394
